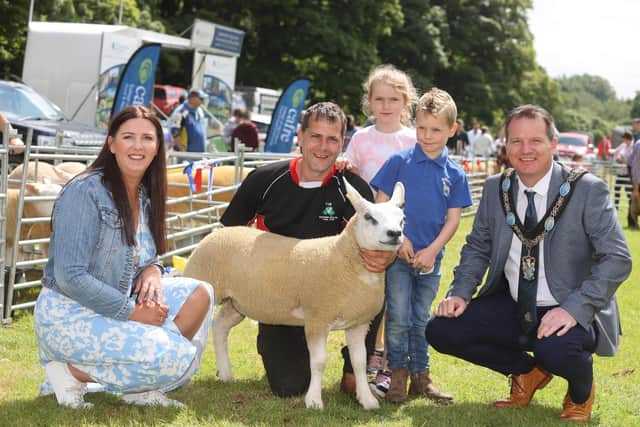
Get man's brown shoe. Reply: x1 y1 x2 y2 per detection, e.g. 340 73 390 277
408 371 453 403
494 366 553 408
560 384 595 422
340 371 356 398
385 368 409 403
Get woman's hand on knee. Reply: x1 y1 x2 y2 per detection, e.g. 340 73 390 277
129 301 170 326
133 265 164 305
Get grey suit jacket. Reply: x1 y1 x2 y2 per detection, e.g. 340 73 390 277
448 162 632 356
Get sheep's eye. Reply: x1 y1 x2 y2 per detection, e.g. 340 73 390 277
364 212 378 225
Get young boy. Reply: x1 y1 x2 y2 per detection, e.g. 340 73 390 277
370 88 472 403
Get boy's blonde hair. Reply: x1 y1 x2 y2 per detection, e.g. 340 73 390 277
416 87 457 127
362 64 417 126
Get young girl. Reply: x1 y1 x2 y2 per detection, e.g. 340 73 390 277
342 64 417 397
344 64 417 185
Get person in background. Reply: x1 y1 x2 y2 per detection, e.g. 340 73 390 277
471 125 494 158
466 121 481 147
0 111 25 154
169 89 208 152
426 104 631 422
220 102 395 399
222 108 244 150
597 132 612 161
371 88 472 404
446 119 469 155
34 106 214 409
230 109 259 152
612 131 634 217
343 114 357 151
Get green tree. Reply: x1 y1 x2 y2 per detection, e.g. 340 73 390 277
176 0 404 115
0 0 29 78
631 91 640 119
557 74 617 102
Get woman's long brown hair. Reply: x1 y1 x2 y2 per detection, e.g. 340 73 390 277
88 105 168 254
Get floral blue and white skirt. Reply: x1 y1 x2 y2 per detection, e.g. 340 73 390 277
34 277 213 394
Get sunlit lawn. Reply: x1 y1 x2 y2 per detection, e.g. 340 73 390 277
1 215 638 426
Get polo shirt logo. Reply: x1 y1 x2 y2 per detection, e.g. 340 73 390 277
319 203 338 221
442 178 451 198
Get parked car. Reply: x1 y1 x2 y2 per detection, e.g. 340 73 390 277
556 132 594 160
0 80 105 159
153 84 188 117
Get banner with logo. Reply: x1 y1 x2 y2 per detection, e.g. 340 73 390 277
110 43 161 117
264 77 311 153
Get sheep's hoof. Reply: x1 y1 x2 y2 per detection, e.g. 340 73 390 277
216 370 234 382
304 395 324 410
359 393 380 410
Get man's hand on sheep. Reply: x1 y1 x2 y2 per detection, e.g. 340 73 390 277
434 296 468 318
133 265 164 305
129 300 170 326
359 248 396 272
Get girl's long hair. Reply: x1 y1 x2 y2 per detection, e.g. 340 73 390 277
88 105 168 254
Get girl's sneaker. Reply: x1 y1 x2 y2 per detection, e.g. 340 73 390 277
45 361 92 409
369 369 392 398
123 390 184 408
367 350 384 375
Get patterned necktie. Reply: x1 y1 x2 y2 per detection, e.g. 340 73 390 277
517 190 539 334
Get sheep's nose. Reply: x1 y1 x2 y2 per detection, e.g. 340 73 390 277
387 230 402 238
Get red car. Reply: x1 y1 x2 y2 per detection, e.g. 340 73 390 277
556 132 594 160
153 84 187 116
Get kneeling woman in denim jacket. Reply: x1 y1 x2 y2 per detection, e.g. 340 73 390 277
34 105 213 409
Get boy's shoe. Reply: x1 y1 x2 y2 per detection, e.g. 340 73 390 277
45 361 92 409
122 390 184 408
369 369 391 398
408 371 453 403
367 350 384 375
385 368 409 403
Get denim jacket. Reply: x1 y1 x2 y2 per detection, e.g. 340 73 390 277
42 171 162 321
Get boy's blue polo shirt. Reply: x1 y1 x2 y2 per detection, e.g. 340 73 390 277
371 144 472 258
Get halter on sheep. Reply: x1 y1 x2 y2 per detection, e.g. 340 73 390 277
183 180 405 410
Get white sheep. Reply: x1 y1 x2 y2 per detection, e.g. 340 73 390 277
7 161 86 188
183 180 405 410
4 182 63 267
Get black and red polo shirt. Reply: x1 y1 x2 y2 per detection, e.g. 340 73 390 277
220 158 373 239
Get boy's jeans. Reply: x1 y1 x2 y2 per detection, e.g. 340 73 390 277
385 258 441 373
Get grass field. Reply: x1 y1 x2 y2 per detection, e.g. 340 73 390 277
0 215 638 427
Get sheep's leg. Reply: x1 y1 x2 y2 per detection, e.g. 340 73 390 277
213 301 244 382
346 324 380 410
303 324 329 410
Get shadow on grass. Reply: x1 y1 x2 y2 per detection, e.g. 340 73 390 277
0 376 598 427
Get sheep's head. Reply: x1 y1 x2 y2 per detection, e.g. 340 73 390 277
25 181 63 216
345 180 404 251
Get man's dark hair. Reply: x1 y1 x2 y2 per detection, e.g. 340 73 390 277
505 104 556 142
623 130 634 140
301 102 346 135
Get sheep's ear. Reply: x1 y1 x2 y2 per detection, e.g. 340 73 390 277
42 176 52 184
344 179 366 212
389 182 405 208
25 183 38 195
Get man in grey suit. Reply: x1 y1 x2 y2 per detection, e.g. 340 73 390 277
426 105 631 422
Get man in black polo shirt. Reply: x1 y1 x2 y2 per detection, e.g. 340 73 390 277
221 102 394 398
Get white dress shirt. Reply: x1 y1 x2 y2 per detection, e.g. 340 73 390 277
504 166 559 307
